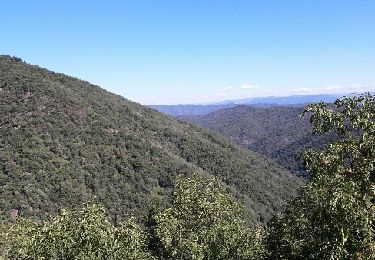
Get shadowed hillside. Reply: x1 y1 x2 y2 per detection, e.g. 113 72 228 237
180 105 333 176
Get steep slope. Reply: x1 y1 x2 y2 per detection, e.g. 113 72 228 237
180 105 332 176
0 56 301 224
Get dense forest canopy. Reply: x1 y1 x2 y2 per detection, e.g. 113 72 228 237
0 55 301 225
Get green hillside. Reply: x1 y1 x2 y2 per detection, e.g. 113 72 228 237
180 105 333 176
0 55 301 224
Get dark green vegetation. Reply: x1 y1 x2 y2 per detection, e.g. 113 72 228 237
180 105 333 176
1 175 266 259
0 55 301 225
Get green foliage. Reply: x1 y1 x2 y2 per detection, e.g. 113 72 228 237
148 174 267 259
0 55 300 224
2 204 152 259
267 94 375 259
1 175 268 259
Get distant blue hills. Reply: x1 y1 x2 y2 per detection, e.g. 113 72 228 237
150 94 343 116
149 104 237 116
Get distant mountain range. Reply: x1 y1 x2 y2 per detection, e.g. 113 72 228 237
214 94 343 105
149 104 237 116
151 94 343 116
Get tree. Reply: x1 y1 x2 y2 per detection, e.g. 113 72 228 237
1 204 153 259
267 94 375 259
147 174 267 260
1 174 268 259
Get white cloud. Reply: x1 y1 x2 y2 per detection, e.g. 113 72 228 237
240 84 258 90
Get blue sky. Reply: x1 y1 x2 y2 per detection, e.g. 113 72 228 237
1 1 375 104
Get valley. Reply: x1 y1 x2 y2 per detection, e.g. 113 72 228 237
179 105 333 177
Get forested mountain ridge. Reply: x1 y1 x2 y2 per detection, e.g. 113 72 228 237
0 55 301 224
180 105 332 176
